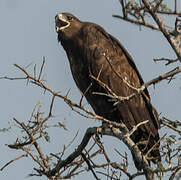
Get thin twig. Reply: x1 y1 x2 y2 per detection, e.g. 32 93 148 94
1 154 27 171
113 15 159 31
38 57 45 81
128 120 149 137
81 153 100 180
154 58 179 65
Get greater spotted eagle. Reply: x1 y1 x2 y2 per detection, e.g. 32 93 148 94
55 12 161 168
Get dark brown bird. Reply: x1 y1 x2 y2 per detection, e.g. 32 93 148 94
55 12 161 169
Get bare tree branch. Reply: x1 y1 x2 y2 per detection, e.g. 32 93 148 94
113 14 160 30
142 0 181 59
45 124 153 179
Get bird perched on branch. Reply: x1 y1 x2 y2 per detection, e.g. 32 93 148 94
55 12 161 169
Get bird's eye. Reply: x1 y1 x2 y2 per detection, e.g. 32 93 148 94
67 16 73 21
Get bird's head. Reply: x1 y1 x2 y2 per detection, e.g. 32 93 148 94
55 13 82 40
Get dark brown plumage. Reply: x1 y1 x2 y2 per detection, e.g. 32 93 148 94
55 12 161 168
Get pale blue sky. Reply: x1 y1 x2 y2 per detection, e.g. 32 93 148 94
0 0 180 180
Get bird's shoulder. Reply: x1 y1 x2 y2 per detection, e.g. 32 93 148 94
81 22 111 42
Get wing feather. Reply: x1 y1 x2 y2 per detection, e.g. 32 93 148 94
81 23 160 153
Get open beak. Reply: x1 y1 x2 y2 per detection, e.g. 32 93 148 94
55 13 70 32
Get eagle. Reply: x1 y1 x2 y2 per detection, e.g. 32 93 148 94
55 12 161 169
